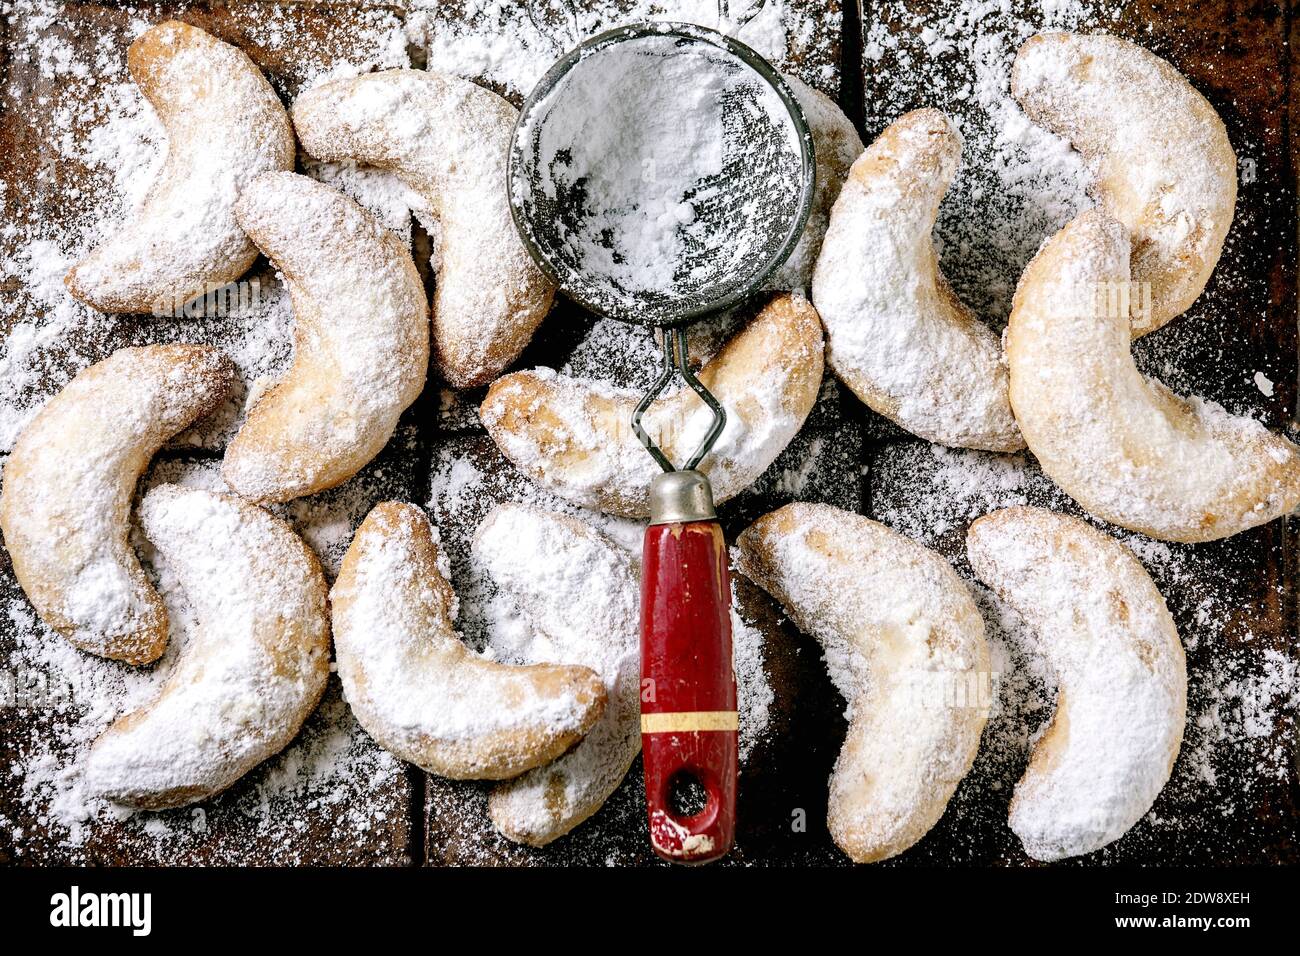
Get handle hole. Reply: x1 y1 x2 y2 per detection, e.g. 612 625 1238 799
667 770 710 818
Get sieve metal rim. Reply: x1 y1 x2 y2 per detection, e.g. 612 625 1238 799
506 20 817 328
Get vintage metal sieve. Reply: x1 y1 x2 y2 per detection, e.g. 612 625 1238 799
508 21 814 864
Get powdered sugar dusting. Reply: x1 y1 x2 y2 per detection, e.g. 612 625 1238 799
412 0 837 97
733 501 990 862
1006 211 1300 542
1011 31 1237 331
4 0 1294 866
82 485 331 809
481 295 823 517
290 66 553 389
0 521 404 861
1 346 233 662
870 441 1299 858
428 439 774 769
472 504 641 843
63 21 296 316
0 0 412 453
863 0 1094 325
222 171 429 503
967 507 1186 861
812 108 1022 452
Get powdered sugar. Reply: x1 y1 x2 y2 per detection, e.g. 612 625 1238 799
412 0 836 97
869 440 1298 857
0 0 413 453
0 464 406 859
75 81 166 224
729 602 774 760
83 485 331 809
428 442 774 770
291 67 553 389
733 501 990 862
967 507 1186 861
1185 649 1298 791
331 503 603 778
472 505 773 843
63 21 296 315
472 504 640 843
4 0 1293 866
1007 211 1300 542
0 347 233 662
222 172 429 503
765 75 863 292
863 0 1094 326
1011 31 1237 331
812 108 1022 452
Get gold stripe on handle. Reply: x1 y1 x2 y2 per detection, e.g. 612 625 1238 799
641 710 739 733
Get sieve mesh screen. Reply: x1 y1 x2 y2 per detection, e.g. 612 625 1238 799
509 23 815 327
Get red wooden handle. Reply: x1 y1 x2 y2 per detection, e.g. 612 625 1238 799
640 519 737 864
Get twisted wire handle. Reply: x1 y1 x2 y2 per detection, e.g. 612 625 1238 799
632 328 727 473
526 0 582 50
718 0 768 31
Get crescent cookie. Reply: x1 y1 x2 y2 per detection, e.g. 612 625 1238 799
734 502 990 863
812 109 1023 452
1007 210 1300 543
966 506 1187 861
474 504 640 846
481 294 823 518
291 69 555 388
65 20 295 315
331 502 607 780
1012 32 1237 333
0 346 234 664
223 172 429 503
85 485 331 810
